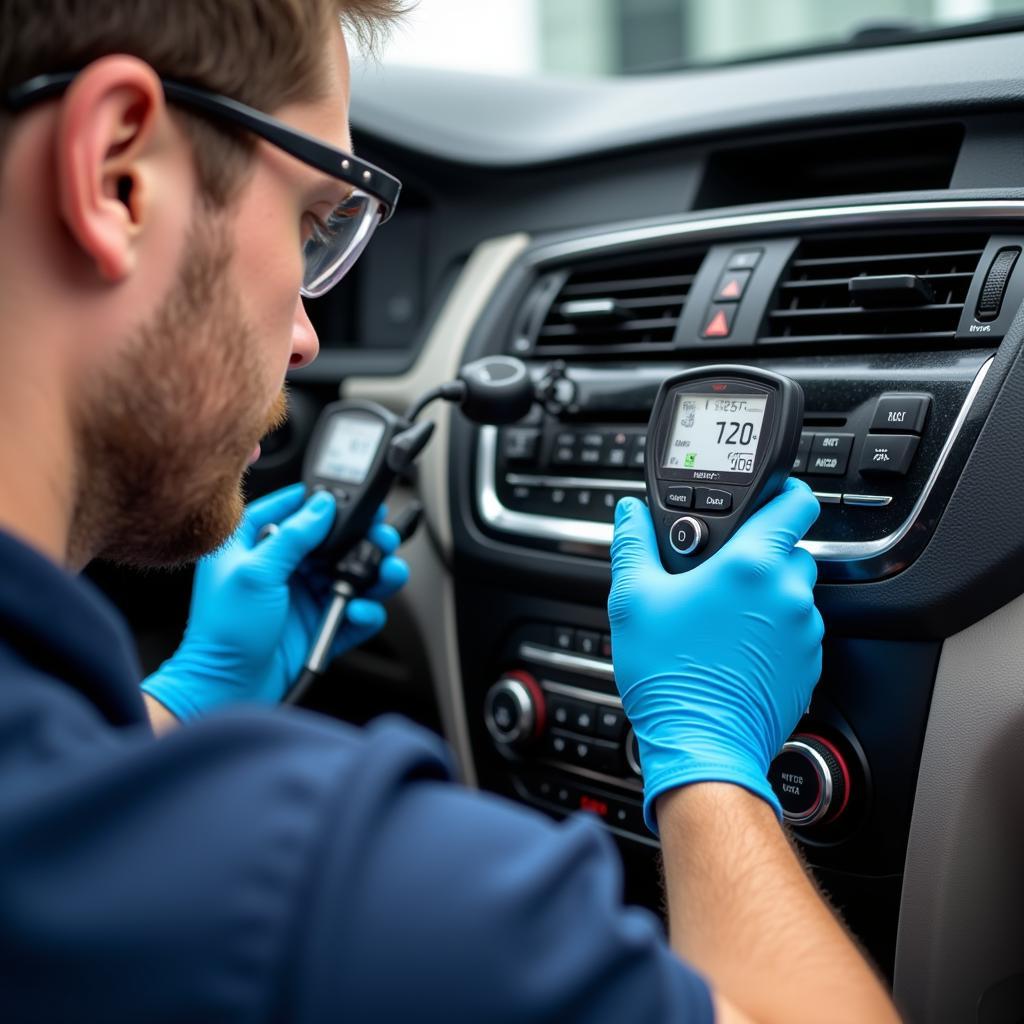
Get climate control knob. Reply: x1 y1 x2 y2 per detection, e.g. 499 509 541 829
769 734 850 828
484 672 545 748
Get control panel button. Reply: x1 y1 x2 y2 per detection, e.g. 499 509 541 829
630 434 647 468
668 516 708 556
599 633 612 659
575 630 602 658
596 706 628 741
808 433 854 476
768 735 850 828
579 447 603 467
859 434 920 476
715 268 752 303
501 427 540 463
552 443 576 466
549 696 596 735
660 484 694 511
811 432 854 457
484 673 544 748
603 431 632 469
813 492 842 505
727 249 763 270
793 432 814 474
870 394 931 434
553 627 575 652
701 303 736 339
694 487 733 513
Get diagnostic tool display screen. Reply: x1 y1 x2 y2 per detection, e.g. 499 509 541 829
314 416 386 485
663 393 767 476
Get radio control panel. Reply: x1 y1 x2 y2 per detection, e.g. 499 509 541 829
477 354 993 581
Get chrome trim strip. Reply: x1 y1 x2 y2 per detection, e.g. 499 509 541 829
477 357 993 564
506 472 646 492
813 492 842 505
521 643 618 687
530 200 1024 266
843 494 894 508
539 678 621 708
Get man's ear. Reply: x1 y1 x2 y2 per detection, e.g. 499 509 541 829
55 56 167 283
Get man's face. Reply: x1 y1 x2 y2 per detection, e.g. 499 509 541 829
77 33 353 568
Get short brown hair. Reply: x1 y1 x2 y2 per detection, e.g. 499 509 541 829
0 0 406 204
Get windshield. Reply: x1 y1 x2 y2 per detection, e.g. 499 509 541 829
361 0 1024 77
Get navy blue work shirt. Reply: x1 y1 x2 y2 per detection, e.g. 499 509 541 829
0 530 713 1023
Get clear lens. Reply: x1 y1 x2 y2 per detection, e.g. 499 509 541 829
300 189 384 298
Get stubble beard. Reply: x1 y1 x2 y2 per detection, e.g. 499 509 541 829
70 210 288 570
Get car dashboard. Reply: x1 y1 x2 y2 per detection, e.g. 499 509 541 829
161 28 1024 1024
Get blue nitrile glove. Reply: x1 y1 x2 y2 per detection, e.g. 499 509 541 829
608 478 824 833
141 483 409 721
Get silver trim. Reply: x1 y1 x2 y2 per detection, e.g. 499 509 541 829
477 356 994 564
530 199 1024 266
813 492 842 505
541 678 621 708
778 740 834 828
520 643 617 686
484 677 536 747
507 472 646 492
843 494 894 508
625 728 642 777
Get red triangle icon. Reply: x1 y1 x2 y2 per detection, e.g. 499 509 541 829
720 278 741 299
703 310 731 337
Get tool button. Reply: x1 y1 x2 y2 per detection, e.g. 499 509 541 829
694 487 733 513
859 435 920 476
714 268 752 303
870 394 931 435
668 516 708 556
660 484 694 511
701 304 736 339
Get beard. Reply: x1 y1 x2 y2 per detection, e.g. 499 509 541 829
70 211 288 570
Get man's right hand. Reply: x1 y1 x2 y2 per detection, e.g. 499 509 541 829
608 478 824 833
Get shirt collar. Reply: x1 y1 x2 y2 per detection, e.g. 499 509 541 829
0 530 146 727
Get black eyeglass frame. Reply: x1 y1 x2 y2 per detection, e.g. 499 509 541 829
5 71 402 222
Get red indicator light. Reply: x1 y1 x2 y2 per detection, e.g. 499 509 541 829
720 278 741 299
579 795 608 817
712 383 728 392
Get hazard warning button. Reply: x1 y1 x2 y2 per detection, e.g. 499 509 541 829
714 268 752 303
702 304 736 339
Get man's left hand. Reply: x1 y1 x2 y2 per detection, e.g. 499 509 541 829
141 483 409 721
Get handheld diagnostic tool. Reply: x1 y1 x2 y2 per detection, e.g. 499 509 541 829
645 365 804 573
301 399 433 563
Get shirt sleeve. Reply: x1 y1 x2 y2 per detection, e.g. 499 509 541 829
290 736 714 1024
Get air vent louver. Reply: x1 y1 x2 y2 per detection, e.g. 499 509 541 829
519 249 706 358
762 231 987 348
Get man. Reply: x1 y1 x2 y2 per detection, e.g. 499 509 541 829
0 2 900 1022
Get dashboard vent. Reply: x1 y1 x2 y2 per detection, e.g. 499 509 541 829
762 231 988 348
515 248 705 358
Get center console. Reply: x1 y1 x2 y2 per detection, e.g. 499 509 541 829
446 201 1024 976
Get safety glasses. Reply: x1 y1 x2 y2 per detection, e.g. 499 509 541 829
5 72 403 298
